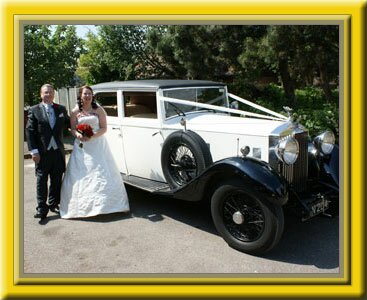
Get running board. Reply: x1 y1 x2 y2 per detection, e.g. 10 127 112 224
121 174 171 193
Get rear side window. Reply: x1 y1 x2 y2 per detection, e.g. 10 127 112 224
123 92 157 119
95 92 118 117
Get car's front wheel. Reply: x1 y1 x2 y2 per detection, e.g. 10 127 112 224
211 182 284 254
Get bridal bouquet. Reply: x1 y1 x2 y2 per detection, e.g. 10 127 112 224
76 123 94 148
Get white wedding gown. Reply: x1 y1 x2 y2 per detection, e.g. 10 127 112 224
60 114 129 218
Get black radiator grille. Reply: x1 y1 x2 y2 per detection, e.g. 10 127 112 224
279 132 308 192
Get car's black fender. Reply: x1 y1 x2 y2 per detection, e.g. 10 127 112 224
158 156 288 206
306 143 339 191
320 145 339 189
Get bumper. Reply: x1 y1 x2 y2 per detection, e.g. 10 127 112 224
299 193 331 221
289 180 338 221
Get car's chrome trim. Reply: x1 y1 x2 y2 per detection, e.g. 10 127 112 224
269 126 309 192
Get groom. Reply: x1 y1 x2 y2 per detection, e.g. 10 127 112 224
26 84 70 220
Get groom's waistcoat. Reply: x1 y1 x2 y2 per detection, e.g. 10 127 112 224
26 103 70 156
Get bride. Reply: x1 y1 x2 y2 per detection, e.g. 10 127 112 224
60 85 129 218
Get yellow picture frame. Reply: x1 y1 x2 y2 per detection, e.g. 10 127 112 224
1 0 365 298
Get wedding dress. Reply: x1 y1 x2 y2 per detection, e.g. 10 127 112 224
60 114 129 218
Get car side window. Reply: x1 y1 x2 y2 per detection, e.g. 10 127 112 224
123 92 157 119
95 92 118 117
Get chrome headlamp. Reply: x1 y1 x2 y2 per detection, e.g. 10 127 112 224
274 136 299 165
314 131 335 155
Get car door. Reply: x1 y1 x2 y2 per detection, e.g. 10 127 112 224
94 90 128 174
120 90 166 181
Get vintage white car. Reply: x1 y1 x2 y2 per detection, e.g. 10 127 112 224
91 80 339 254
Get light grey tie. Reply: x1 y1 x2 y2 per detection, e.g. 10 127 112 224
45 104 58 150
46 104 55 128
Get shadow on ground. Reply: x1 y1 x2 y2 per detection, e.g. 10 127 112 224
126 186 340 270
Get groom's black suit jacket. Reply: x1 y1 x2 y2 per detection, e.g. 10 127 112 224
26 102 70 162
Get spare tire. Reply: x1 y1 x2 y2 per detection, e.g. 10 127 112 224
161 130 213 189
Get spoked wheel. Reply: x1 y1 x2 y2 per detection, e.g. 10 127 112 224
222 192 265 242
161 130 212 189
168 144 198 186
211 182 284 254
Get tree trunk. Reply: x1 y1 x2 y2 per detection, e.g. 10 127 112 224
278 56 296 107
319 67 333 103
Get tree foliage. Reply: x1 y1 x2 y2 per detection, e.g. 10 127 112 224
24 24 339 137
24 25 83 105
238 25 339 106
78 25 338 103
78 25 269 83
77 25 174 83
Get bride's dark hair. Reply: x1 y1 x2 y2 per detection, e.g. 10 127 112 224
77 85 98 111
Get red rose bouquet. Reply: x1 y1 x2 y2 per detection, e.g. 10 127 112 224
76 123 94 148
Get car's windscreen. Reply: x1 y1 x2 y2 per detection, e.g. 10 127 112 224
163 87 227 118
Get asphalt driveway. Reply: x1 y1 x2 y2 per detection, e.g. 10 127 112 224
23 156 340 275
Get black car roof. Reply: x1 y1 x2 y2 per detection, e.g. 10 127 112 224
91 79 225 91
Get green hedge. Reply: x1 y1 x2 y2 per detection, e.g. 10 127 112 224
246 84 339 141
293 103 339 141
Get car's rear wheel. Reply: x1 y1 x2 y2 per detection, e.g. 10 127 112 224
211 182 284 254
161 130 212 189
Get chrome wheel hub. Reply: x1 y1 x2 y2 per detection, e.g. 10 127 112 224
232 211 245 225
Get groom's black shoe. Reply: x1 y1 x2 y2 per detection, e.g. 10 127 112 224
49 205 60 214
34 212 47 220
